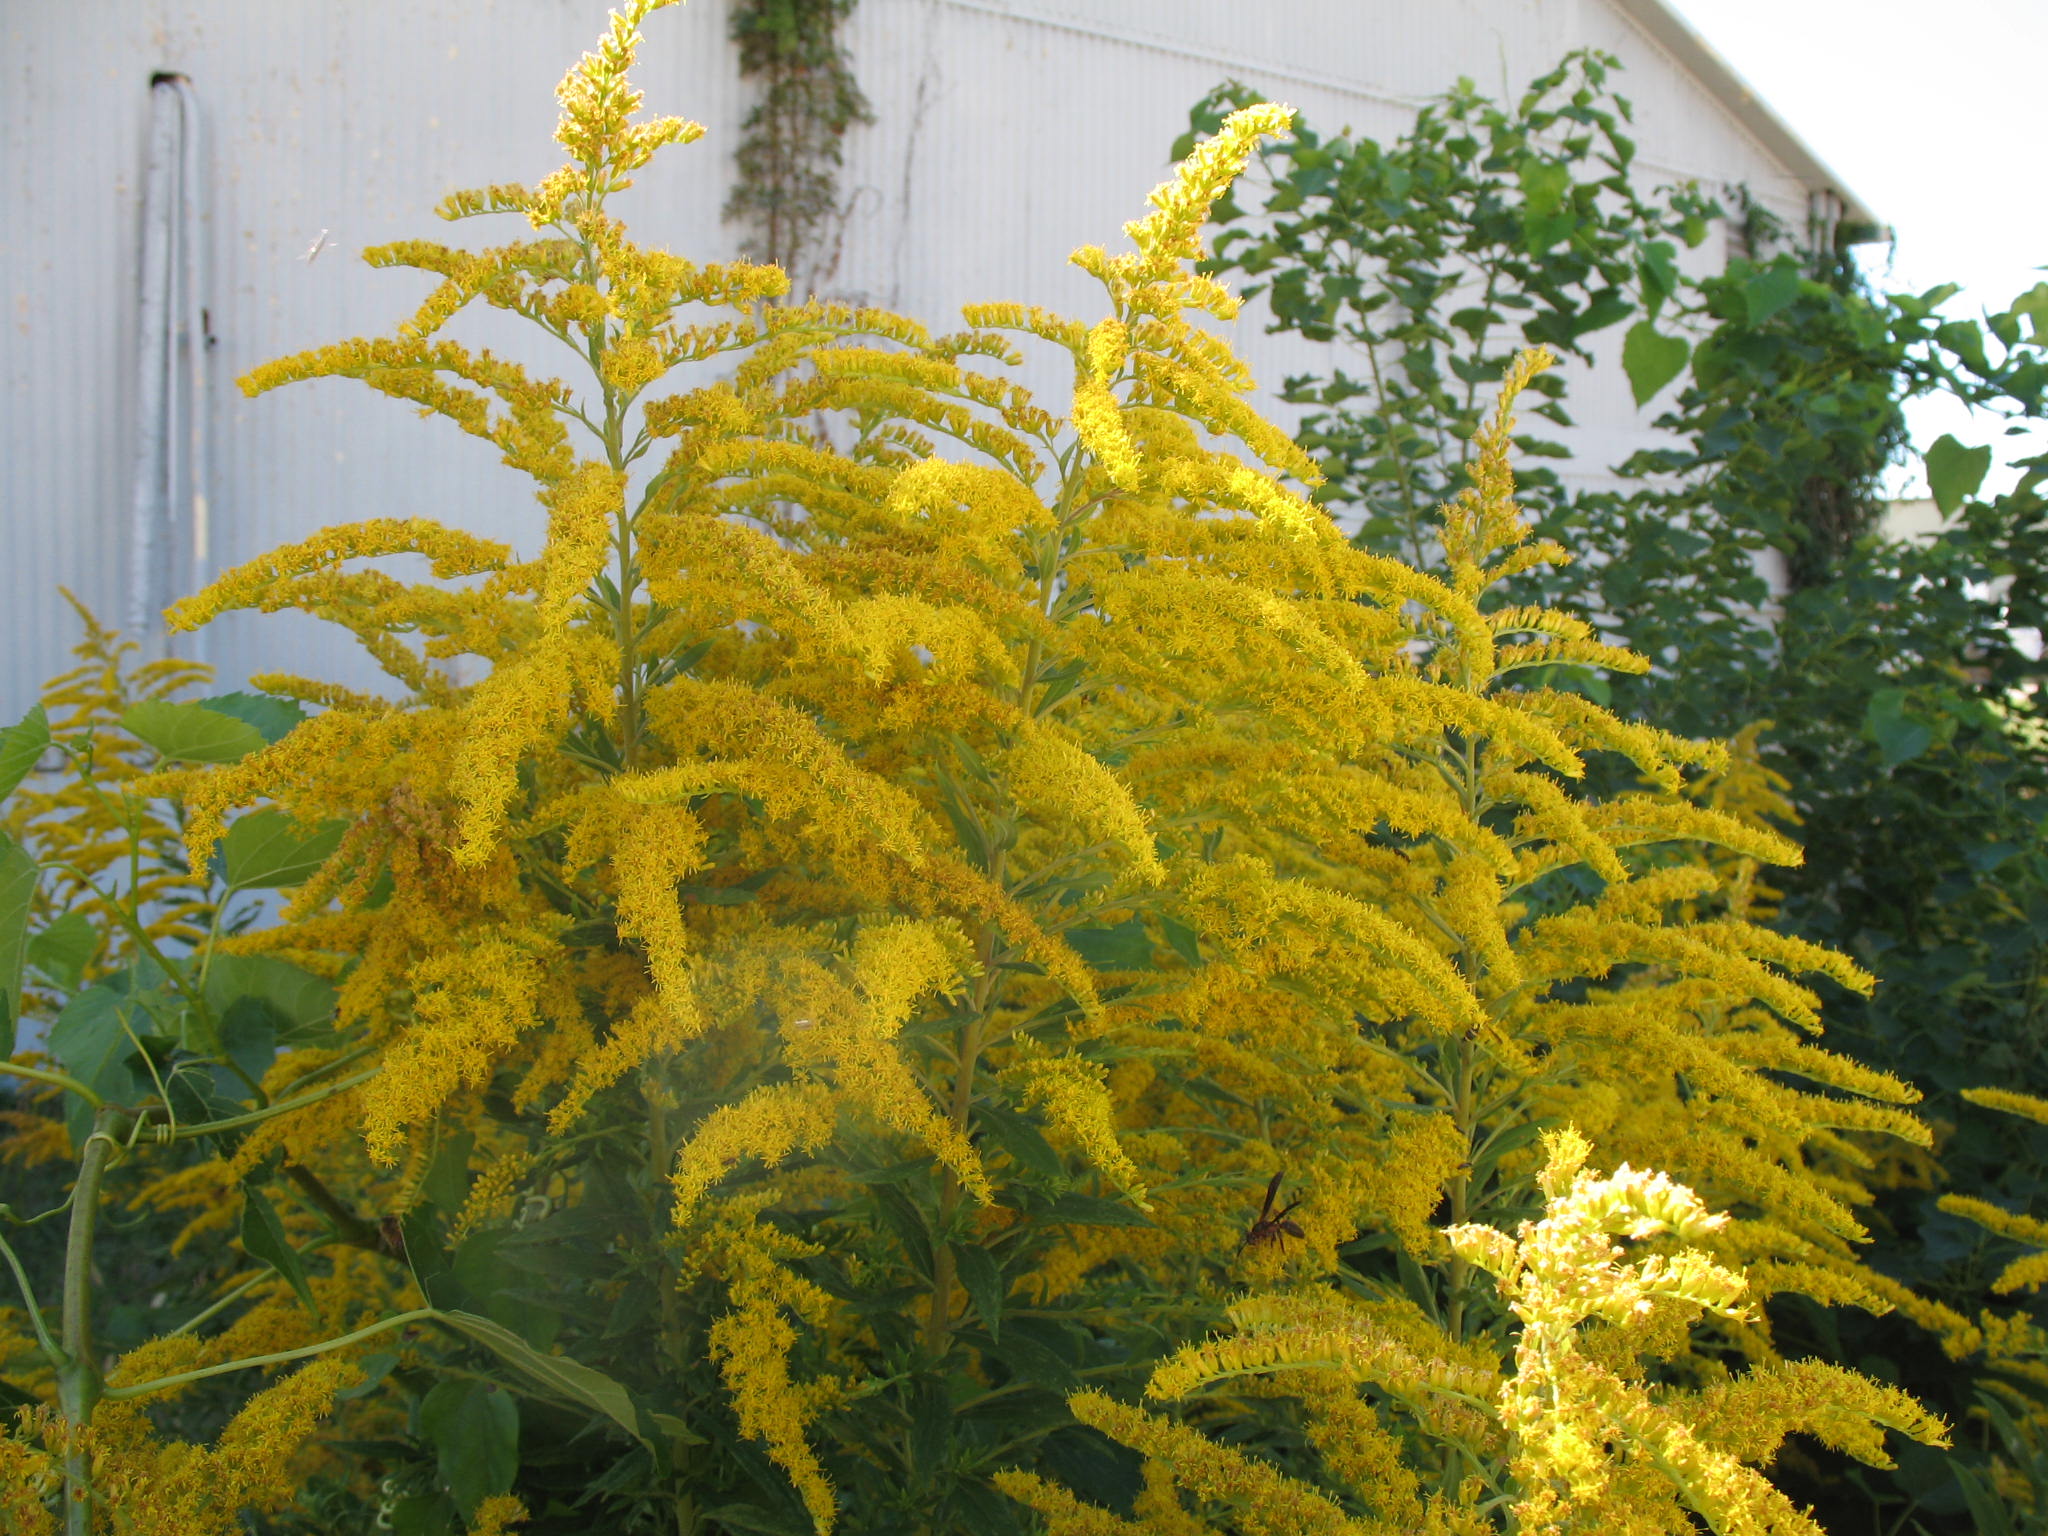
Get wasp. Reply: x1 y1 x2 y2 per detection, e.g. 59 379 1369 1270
1236 1171 1305 1252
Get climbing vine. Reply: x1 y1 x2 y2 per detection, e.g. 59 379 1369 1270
725 0 872 294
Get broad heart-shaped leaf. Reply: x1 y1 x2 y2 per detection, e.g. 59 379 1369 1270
240 1182 320 1316
214 1000 277 1094
221 810 348 892
48 982 151 1142
118 700 267 765
1926 433 1992 516
196 691 307 745
1622 321 1689 407
432 1308 662 1456
0 705 50 803
203 954 338 1044
419 1379 518 1518
27 910 96 991
1743 260 1805 325
0 834 35 1036
1864 687 1934 768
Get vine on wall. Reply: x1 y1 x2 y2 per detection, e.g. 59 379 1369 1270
725 0 873 294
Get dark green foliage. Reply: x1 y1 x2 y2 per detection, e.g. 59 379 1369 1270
725 0 873 289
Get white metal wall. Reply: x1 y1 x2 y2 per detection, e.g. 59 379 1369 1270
1 0 1816 718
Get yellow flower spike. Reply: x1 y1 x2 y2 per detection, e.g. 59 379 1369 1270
1061 1391 1369 1536
1000 719 1163 883
1960 1085 2048 1127
1004 1053 1149 1206
692 1202 847 1534
359 925 558 1164
671 1080 839 1223
1086 318 1131 381
992 1471 1157 1536
1116 102 1296 288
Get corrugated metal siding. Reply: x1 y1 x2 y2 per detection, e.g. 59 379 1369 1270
4 0 1819 717
2 0 753 716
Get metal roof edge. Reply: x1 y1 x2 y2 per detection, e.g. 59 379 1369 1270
1610 0 1887 240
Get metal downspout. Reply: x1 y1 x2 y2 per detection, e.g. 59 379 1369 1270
127 73 209 659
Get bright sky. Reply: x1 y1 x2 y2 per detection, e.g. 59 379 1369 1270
1664 0 2048 498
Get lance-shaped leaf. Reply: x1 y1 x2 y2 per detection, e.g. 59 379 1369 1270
241 1183 321 1316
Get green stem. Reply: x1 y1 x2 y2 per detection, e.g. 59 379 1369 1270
0 1060 102 1106
923 867 1005 1361
0 1228 62 1363
150 1066 379 1143
60 1111 119 1536
167 1266 287 1341
102 1308 438 1401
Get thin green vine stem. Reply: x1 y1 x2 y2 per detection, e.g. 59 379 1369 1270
102 1307 439 1401
0 1060 102 1106
149 1065 379 1143
0 1228 62 1364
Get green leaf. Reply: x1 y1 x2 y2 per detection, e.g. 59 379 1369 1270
2007 280 2048 345
1518 159 1575 253
1159 914 1202 968
983 1320 1079 1394
1041 1193 1154 1228
196 691 307 745
1636 240 1679 316
1743 262 1804 325
240 1183 320 1316
1926 433 1992 515
335 1351 399 1402
1863 688 1934 768
0 835 35 1037
954 1241 1006 1343
0 705 50 803
216 999 276 1090
1621 322 1689 407
909 1375 952 1486
977 1099 1066 1183
422 1132 477 1215
400 1208 458 1308
1518 156 1569 218
433 1308 661 1454
1065 919 1156 972
203 954 338 1042
48 984 146 1125
389 1495 457 1536
119 700 267 765
27 910 96 991
221 810 348 891
419 1379 518 1518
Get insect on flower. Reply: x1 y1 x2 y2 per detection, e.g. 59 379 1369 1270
1236 1171 1305 1252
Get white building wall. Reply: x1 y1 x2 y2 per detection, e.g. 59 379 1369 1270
3 0 1821 718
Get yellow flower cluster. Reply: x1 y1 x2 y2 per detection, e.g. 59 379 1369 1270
1444 1128 1943 1535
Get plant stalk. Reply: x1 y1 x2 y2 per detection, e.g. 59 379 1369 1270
59 1110 118 1536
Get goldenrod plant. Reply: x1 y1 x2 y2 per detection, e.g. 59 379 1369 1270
0 4 1950 1530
